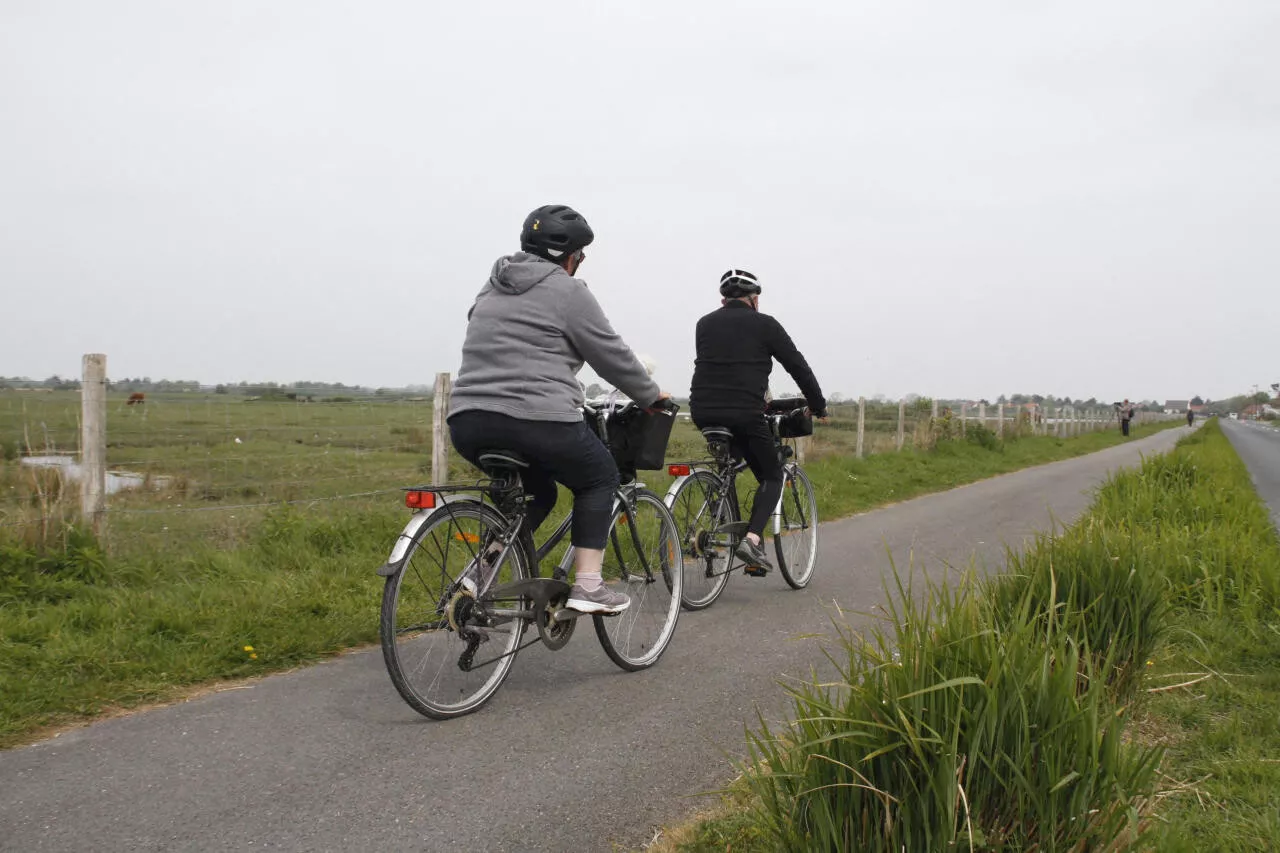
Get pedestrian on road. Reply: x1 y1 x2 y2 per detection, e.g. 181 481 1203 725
1119 399 1135 437
1186 408 1195 427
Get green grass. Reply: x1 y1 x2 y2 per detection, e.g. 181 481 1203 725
0 506 400 747
1133 421 1280 851
0 389 1181 748
1140 617 1280 851
656 420 1280 852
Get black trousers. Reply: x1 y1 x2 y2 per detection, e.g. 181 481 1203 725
693 411 783 538
1121 418 1131 436
449 410 618 549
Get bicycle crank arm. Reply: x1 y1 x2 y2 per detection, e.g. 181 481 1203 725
712 520 749 538
485 577 571 611
550 608 588 622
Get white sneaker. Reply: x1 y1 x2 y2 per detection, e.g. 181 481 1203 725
566 584 631 614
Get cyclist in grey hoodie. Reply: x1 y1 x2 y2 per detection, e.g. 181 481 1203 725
449 204 669 613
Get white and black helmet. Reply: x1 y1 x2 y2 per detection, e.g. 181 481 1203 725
719 269 762 298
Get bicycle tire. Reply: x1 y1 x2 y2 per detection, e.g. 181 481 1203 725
380 500 530 719
666 469 734 610
774 463 818 590
593 488 683 671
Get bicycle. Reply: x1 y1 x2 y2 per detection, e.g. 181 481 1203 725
664 397 819 610
377 399 683 719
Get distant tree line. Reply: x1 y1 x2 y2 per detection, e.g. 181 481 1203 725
0 375 82 390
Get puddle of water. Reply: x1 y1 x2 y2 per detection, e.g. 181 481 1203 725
20 455 172 495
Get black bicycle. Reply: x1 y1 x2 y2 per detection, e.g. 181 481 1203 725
664 398 819 610
377 399 683 719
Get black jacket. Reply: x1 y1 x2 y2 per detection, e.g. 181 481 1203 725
689 301 826 421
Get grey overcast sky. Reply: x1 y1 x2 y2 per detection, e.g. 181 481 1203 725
1 1 1277 403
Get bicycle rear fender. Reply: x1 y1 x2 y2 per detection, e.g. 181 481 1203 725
376 493 486 576
663 468 712 508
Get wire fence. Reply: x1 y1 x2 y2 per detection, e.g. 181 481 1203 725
1 361 1171 557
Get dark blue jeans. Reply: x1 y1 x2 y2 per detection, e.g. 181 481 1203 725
449 410 619 549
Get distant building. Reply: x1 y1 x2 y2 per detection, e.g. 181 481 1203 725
1163 400 1190 415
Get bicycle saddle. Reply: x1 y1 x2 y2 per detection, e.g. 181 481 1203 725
477 450 530 473
700 426 734 443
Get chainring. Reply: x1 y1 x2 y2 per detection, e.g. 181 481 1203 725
535 591 575 650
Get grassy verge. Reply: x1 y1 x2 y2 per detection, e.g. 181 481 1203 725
804 419 1179 520
1133 422 1280 850
0 506 400 748
0 417 1181 749
653 420 1280 851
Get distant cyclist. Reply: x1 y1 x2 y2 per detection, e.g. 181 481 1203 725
448 204 670 614
689 269 827 575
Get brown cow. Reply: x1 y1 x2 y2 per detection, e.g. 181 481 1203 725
127 392 146 406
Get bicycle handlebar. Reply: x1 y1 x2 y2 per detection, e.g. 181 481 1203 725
582 396 679 418
765 396 808 414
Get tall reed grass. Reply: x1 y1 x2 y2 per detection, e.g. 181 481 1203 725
733 420 1267 852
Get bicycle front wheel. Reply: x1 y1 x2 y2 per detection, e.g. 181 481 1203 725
666 470 733 610
380 501 530 719
594 488 683 671
774 464 819 589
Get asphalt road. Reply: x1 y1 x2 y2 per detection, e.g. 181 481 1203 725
0 426 1192 852
1222 418 1280 528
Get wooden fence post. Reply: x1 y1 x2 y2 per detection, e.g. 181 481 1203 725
960 402 967 434
931 398 939 420
979 402 986 431
997 403 1004 437
81 354 107 536
856 396 866 459
432 372 452 486
897 398 906 451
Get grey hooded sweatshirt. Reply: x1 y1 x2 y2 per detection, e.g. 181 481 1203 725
449 253 660 423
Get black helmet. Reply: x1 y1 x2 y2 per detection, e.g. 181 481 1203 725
719 268 762 298
520 204 595 262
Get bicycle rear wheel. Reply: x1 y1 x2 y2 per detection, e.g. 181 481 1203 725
774 463 818 589
380 501 530 719
594 488 682 671
666 470 734 610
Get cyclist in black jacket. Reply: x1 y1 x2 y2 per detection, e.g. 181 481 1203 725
689 269 828 574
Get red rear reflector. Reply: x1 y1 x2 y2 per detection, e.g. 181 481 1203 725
668 464 691 477
405 490 436 509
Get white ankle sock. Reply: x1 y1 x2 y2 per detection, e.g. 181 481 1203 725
576 572 603 592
